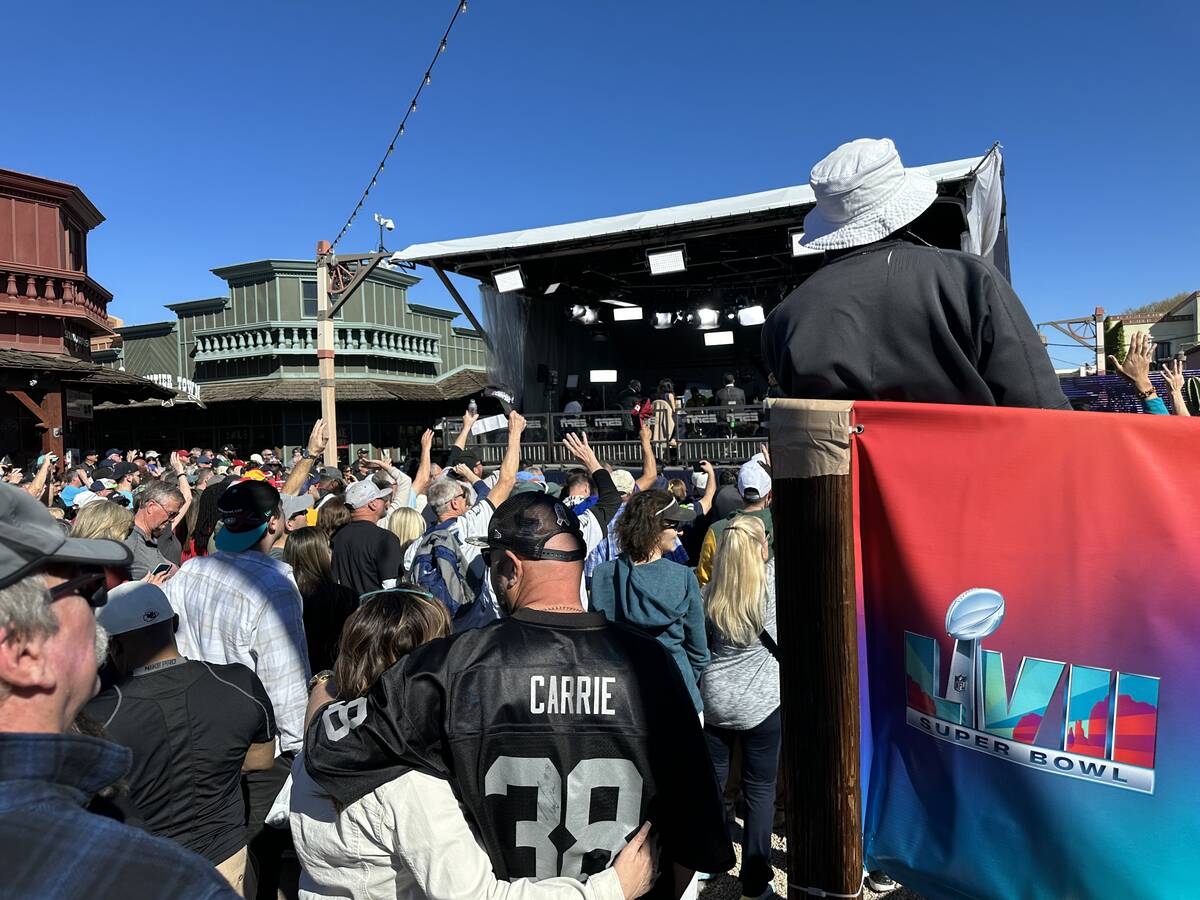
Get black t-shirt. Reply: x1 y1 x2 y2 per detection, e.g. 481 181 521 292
85 658 276 865
305 608 734 894
330 520 404 596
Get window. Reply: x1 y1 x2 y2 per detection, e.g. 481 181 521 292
301 280 341 318
1154 339 1173 362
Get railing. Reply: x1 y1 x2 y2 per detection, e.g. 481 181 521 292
0 269 109 326
438 404 768 466
193 321 440 363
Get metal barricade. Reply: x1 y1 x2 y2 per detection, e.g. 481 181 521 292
437 406 767 467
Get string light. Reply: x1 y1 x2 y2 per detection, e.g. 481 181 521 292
330 0 469 249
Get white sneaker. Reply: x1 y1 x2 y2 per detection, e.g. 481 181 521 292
866 870 901 893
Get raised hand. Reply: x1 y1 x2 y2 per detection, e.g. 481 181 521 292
1110 331 1155 393
419 429 434 451
1162 358 1185 394
507 411 527 436
563 431 599 470
306 419 329 456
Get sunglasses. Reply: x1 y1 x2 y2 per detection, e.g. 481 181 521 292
45 565 116 609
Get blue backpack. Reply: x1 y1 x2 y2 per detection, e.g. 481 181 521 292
409 520 475 619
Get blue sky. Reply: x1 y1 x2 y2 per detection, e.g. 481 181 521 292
6 1 1198 368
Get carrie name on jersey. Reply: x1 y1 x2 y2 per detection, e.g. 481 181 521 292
529 675 617 716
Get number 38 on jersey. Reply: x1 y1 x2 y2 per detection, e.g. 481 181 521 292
484 755 644 880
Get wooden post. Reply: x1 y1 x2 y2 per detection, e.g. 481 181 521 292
769 399 862 899
316 241 337 468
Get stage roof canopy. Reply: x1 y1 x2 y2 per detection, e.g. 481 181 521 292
396 153 993 300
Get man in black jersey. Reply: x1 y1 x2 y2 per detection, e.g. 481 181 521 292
305 493 733 898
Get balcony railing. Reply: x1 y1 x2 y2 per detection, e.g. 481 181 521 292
0 268 109 329
438 404 769 466
193 321 440 363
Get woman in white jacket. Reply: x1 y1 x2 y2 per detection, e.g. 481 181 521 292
290 587 654 900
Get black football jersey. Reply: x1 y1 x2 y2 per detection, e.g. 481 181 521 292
305 607 734 887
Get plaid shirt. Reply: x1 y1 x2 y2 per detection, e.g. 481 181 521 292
167 550 311 753
0 733 238 899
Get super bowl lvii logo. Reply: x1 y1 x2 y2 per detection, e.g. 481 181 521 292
905 588 1160 794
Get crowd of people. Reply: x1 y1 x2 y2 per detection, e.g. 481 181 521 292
0 402 784 900
1 136 1191 900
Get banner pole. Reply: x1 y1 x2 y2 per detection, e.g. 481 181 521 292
769 399 862 898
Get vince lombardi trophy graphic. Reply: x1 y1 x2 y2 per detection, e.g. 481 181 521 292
944 588 1006 730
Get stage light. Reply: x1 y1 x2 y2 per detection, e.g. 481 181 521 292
601 297 637 307
590 369 618 384
544 283 561 295
704 331 735 347
789 228 823 257
695 308 720 330
493 266 525 293
569 305 600 325
646 245 687 275
612 306 644 322
737 305 766 326
653 312 674 329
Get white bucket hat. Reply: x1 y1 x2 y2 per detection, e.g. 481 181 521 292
798 138 937 251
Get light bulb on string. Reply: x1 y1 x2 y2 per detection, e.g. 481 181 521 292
399 124 405 136
440 39 447 52
424 72 432 86
410 100 418 113
459 1 467 11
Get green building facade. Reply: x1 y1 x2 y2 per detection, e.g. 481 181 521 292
94 259 488 457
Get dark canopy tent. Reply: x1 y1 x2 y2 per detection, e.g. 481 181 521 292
397 151 1007 413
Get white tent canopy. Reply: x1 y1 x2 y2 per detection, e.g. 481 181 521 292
396 155 988 264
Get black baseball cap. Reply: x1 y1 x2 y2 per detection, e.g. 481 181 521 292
215 480 280 552
112 461 140 480
457 450 482 470
467 493 586 562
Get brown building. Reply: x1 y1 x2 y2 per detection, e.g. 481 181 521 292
0 168 170 463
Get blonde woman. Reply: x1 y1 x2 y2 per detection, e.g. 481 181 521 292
72 498 134 542
700 516 779 900
386 507 426 568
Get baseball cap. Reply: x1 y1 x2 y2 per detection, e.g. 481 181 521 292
610 470 636 495
456 450 481 471
144 450 160 459
737 458 772 501
249 453 264 465
96 581 175 636
0 484 132 589
84 449 99 458
466 493 586 562
112 461 139 480
73 490 103 509
196 455 213 465
281 494 314 521
215 480 280 552
104 448 122 459
345 475 394 509
176 449 191 458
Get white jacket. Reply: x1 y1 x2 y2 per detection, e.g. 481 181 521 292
289 755 624 900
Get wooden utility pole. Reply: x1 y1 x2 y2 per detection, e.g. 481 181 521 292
769 398 862 899
315 240 337 468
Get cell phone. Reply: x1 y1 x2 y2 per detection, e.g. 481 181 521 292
151 563 173 577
